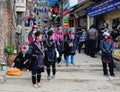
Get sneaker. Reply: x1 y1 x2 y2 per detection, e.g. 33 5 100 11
47 76 51 80
58 62 62 67
33 84 39 88
37 83 41 87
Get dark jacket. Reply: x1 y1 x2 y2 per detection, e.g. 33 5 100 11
28 30 33 40
57 33 64 54
64 34 76 56
28 41 44 71
14 51 29 70
44 39 57 65
100 39 114 55
75 28 83 38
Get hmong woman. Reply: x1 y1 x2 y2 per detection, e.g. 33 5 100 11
55 27 64 66
44 30 57 80
64 28 76 66
28 31 44 88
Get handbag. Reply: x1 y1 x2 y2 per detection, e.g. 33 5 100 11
7 68 22 76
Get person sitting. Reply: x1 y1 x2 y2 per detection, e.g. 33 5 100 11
11 46 29 70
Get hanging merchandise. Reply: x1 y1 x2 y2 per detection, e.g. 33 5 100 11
54 7 59 14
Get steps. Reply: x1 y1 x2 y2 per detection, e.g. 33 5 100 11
5 71 120 82
35 12 52 28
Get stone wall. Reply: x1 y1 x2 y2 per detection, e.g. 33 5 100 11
0 0 13 63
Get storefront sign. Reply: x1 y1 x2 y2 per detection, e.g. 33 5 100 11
63 18 69 28
88 0 120 17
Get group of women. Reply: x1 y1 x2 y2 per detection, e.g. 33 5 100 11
13 25 77 88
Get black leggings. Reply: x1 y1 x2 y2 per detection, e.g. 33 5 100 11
46 63 56 76
57 53 62 64
102 55 114 75
32 70 41 84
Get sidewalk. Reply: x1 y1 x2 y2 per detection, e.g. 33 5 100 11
5 53 120 82
0 53 120 92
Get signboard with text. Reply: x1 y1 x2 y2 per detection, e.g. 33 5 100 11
88 0 120 17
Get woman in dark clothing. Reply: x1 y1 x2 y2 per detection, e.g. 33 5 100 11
64 28 76 66
56 27 64 66
28 31 44 88
12 46 29 70
44 30 57 80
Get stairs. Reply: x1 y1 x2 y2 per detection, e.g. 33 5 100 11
35 12 52 28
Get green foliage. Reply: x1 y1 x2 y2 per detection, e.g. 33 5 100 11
4 46 13 55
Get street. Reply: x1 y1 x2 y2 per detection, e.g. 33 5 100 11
0 53 120 92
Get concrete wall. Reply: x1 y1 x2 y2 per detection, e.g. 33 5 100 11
104 9 120 29
0 0 13 63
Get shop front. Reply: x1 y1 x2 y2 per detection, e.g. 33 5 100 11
87 0 120 60
76 10 87 29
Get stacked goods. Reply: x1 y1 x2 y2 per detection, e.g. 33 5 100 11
113 49 120 60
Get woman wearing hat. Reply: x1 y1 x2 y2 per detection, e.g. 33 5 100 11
11 46 29 70
55 27 64 66
100 32 115 76
64 27 76 66
44 30 57 80
28 31 44 88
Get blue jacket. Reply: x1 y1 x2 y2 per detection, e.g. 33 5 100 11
100 39 114 55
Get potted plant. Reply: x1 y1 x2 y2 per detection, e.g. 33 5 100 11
4 46 17 66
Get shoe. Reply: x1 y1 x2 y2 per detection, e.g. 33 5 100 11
110 74 115 77
51 75 55 79
47 76 51 80
33 84 39 88
37 83 41 87
72 64 75 66
58 62 62 67
104 74 109 76
91 56 97 58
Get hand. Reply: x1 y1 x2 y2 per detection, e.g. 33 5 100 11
45 48 48 51
23 60 28 64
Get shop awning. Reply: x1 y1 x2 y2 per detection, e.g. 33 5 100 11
67 0 87 10
63 10 70 17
